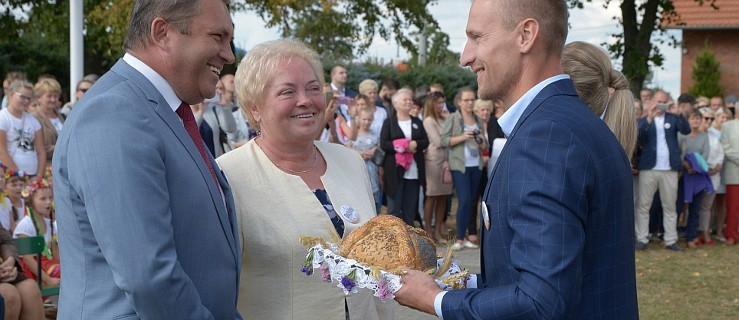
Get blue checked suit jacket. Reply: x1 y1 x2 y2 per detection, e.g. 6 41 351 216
441 79 639 319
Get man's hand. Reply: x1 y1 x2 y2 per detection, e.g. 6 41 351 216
646 104 664 124
394 268 442 315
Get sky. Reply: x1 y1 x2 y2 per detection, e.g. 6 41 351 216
231 0 683 97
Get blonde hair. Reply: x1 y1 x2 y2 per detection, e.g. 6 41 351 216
234 39 325 131
562 41 636 158
473 99 493 114
9 80 34 95
358 79 378 95
697 96 709 106
716 106 733 120
33 77 62 97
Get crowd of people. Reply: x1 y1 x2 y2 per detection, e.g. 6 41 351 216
0 0 736 319
633 89 738 250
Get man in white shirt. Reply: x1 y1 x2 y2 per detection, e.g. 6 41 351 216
394 0 638 319
634 90 691 251
52 0 242 318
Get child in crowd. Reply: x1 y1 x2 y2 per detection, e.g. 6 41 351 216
0 163 14 233
0 224 45 320
347 107 381 213
13 179 59 286
2 170 27 234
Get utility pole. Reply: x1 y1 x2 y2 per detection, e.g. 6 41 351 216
70 0 83 101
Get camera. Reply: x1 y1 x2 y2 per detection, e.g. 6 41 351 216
656 103 670 111
472 129 483 144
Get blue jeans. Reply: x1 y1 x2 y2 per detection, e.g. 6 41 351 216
452 167 482 240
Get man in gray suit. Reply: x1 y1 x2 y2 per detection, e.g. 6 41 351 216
52 0 241 319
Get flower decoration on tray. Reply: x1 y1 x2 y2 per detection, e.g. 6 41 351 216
300 215 469 302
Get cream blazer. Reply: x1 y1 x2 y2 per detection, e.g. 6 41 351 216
721 120 739 185
217 140 396 320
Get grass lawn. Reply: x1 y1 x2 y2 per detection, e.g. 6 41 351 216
389 196 738 319
635 241 739 319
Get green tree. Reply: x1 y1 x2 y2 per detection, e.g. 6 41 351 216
0 0 130 93
568 0 718 97
407 28 459 67
688 43 722 98
236 0 439 60
0 0 440 92
329 60 476 99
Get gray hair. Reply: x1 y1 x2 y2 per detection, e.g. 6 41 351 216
391 88 414 106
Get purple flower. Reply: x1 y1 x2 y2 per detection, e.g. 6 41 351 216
377 279 391 302
320 264 331 282
341 276 355 292
301 266 313 276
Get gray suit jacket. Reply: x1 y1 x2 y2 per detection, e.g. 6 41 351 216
53 59 241 319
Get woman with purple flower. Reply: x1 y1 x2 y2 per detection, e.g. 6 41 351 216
217 39 395 319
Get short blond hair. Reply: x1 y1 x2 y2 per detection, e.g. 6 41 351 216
234 39 324 131
473 99 493 113
33 77 61 97
9 80 34 95
358 79 378 95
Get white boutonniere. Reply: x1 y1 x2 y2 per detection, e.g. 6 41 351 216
340 205 360 224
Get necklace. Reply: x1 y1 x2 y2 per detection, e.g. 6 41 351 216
256 138 319 174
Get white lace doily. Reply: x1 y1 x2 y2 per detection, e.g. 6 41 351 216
301 243 468 302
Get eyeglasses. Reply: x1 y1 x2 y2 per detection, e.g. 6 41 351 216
703 117 714 121
13 92 32 102
78 88 89 93
698 104 709 108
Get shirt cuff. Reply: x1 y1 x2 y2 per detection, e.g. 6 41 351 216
434 291 447 319
466 274 478 288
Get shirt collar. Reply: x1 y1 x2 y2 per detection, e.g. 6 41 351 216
330 83 346 96
497 74 570 137
122 53 183 112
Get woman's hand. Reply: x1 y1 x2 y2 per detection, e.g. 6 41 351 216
408 140 418 153
0 257 17 282
683 160 695 175
44 276 61 286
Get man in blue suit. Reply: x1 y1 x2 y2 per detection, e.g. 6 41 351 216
52 0 241 319
635 90 690 251
394 0 639 318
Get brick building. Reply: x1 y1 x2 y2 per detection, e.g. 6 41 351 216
666 0 739 97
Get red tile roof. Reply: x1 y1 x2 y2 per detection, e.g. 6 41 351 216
665 0 739 29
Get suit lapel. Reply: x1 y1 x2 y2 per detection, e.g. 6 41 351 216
153 102 238 256
113 60 238 258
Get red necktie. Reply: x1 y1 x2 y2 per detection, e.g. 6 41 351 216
176 103 220 189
